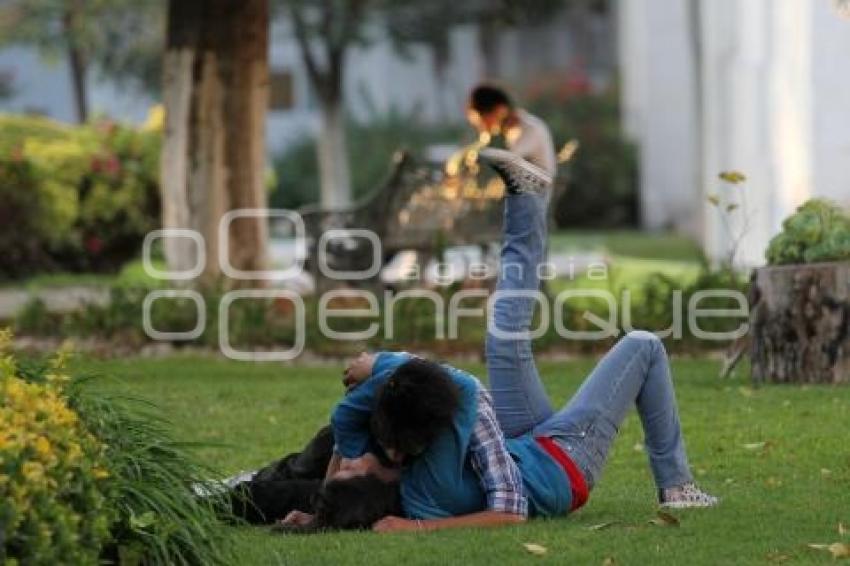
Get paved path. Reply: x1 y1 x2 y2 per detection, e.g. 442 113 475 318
0 286 110 318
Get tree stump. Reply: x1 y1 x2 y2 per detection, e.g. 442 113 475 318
751 262 850 384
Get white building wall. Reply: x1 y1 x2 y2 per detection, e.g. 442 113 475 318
616 0 648 141
617 0 701 236
622 0 850 267
809 0 850 206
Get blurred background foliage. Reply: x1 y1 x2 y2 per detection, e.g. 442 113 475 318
0 114 160 280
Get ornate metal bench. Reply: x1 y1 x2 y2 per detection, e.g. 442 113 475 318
297 150 568 291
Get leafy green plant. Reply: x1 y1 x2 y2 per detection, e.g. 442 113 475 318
765 198 850 265
66 379 235 566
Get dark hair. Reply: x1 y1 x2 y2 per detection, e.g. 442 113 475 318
275 475 401 533
370 358 459 458
469 84 513 114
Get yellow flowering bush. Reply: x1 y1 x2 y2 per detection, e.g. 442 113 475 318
0 330 235 565
0 333 113 565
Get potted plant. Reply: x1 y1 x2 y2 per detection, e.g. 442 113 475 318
751 199 850 384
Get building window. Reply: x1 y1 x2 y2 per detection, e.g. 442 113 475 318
269 70 294 111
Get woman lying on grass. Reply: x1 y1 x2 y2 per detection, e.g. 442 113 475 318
277 152 718 534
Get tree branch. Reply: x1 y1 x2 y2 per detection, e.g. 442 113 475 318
289 1 327 99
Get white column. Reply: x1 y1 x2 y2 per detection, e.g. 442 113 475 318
619 0 701 235
699 0 809 267
616 0 648 142
809 1 850 206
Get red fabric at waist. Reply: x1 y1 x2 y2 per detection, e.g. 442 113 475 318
535 436 589 512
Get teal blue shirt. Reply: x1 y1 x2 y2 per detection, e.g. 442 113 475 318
331 352 572 519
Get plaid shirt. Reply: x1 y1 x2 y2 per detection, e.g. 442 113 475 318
468 386 528 517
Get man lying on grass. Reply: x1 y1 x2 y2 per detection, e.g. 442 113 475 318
277 148 718 534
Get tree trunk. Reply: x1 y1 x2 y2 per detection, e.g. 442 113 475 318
160 0 269 286
317 99 352 208
750 262 850 384
63 0 88 123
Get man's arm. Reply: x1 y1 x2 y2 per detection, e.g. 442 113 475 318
331 351 414 459
373 510 525 533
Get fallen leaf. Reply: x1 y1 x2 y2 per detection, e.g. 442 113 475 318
649 511 680 527
523 543 547 556
633 443 644 452
602 558 616 566
742 442 767 450
588 521 619 531
808 542 850 558
830 543 850 558
726 203 739 213
707 194 721 207
822 468 833 477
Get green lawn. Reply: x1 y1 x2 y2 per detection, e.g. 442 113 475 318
547 229 706 297
72 355 850 565
549 230 704 263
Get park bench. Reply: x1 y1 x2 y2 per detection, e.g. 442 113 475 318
296 149 570 292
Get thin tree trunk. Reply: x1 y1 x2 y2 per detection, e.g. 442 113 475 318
63 0 88 123
161 0 269 286
317 99 352 208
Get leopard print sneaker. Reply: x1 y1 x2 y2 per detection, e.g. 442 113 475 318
659 482 719 508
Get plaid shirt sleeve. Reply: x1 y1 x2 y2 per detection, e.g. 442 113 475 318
468 386 528 517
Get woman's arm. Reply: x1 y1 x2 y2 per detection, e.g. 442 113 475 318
373 511 525 533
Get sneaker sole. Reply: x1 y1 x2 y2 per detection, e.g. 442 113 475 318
659 500 719 509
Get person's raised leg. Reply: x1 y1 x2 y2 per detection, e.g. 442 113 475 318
484 175 553 437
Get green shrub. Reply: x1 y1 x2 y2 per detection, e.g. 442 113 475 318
0 114 161 280
0 336 113 565
765 198 850 265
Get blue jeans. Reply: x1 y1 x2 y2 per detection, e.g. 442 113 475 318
485 192 694 490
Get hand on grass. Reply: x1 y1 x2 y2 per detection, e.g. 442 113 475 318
280 510 314 527
372 515 421 533
342 352 374 391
